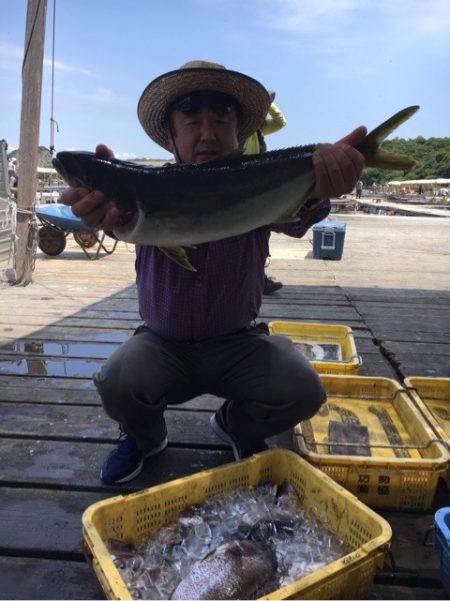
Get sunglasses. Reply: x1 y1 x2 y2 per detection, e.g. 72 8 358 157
168 91 242 119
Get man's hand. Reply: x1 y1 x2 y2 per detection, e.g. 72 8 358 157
60 144 121 231
312 126 367 199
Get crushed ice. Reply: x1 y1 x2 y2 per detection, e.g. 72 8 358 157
106 482 351 599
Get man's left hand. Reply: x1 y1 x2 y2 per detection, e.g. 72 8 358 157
311 126 367 199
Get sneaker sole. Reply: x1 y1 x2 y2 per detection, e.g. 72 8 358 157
210 414 240 461
100 436 169 484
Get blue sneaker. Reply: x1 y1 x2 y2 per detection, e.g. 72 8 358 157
100 430 168 485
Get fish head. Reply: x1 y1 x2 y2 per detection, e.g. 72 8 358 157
53 151 100 190
53 151 137 213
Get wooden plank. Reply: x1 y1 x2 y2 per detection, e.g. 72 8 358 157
0 403 225 447
356 356 399 379
354 305 450 319
0 315 142 329
379 511 446 575
0 438 234 491
0 375 96 390
0 488 110 556
380 353 450 378
343 288 450 304
0 355 104 378
0 557 104 600
0 325 131 343
371 331 450 345
365 316 450 335
0 386 224 411
383 341 450 357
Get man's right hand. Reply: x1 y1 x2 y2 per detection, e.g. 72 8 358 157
60 144 122 231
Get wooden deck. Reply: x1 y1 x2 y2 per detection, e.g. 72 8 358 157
1 214 449 600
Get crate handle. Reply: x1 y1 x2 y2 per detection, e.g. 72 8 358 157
274 332 352 342
326 388 412 402
435 509 450 543
296 431 448 452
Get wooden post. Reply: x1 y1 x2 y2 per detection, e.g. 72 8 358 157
13 0 47 286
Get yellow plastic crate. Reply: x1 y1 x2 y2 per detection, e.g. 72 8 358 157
295 376 449 511
268 321 360 374
82 449 391 600
404 377 450 486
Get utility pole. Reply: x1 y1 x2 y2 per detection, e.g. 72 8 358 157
14 0 47 286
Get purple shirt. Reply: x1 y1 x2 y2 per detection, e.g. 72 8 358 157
135 198 330 341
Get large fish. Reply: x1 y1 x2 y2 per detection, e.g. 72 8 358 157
53 106 419 271
170 539 277 600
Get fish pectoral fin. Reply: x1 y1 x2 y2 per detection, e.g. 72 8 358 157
159 246 197 272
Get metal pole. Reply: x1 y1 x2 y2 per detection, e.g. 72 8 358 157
13 0 47 286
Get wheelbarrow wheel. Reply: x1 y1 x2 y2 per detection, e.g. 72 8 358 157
38 225 66 256
74 231 97 249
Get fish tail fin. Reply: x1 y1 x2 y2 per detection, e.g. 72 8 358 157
159 246 197 271
356 105 420 170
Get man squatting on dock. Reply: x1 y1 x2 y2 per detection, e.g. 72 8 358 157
61 61 365 485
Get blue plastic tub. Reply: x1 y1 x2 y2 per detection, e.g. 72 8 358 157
435 507 450 593
312 220 346 260
35 204 95 233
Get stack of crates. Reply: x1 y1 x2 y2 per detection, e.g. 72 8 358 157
269 322 450 510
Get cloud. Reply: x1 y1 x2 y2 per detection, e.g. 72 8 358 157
257 0 360 33
67 86 130 106
256 0 450 39
44 57 94 77
250 0 449 79
0 41 95 76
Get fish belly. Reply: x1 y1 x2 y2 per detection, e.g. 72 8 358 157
114 171 315 246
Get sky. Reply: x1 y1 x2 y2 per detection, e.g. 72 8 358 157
1 0 449 160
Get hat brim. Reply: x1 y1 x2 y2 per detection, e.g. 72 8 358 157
138 68 270 151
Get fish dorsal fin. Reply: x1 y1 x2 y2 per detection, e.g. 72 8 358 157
159 246 197 272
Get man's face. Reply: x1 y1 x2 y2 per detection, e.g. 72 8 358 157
168 98 240 164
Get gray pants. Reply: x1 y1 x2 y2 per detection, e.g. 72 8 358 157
94 325 326 453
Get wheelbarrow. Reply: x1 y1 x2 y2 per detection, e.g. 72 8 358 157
35 204 118 259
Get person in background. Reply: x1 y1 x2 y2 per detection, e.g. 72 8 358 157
356 179 363 199
243 92 287 295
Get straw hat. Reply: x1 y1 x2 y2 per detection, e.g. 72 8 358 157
137 60 271 151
